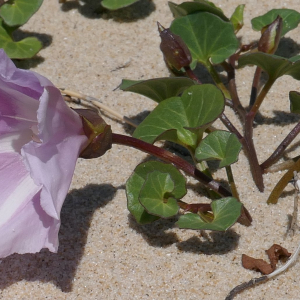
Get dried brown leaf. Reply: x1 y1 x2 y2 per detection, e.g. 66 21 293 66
266 244 291 269
242 254 273 275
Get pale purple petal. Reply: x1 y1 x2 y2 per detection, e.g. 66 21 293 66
0 49 44 100
0 79 38 134
0 191 60 257
22 86 87 219
0 152 58 257
0 51 88 258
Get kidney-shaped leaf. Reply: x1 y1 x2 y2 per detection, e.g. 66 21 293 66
139 171 179 218
289 91 300 114
119 77 195 103
168 1 228 21
126 161 186 224
251 9 300 36
170 12 239 66
176 197 242 231
0 21 42 59
238 52 300 81
0 0 43 27
133 84 224 148
195 130 242 168
101 0 139 10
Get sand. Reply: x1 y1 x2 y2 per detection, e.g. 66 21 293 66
1 0 300 299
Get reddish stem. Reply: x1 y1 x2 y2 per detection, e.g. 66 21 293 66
112 133 231 197
261 121 300 171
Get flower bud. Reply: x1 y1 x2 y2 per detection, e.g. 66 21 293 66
157 22 192 71
75 109 112 159
258 15 282 54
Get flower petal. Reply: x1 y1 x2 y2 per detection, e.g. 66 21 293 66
0 79 39 135
0 191 60 257
22 87 88 219
0 152 57 258
0 49 44 100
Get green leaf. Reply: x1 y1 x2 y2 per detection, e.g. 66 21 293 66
168 1 228 21
289 91 300 114
126 161 186 224
120 77 195 103
195 130 242 168
101 0 139 10
139 171 179 218
230 4 245 33
0 0 43 27
251 9 300 36
170 12 239 67
176 197 242 231
133 84 224 148
0 20 42 59
238 52 300 81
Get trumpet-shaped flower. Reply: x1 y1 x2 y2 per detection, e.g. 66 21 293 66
0 49 88 258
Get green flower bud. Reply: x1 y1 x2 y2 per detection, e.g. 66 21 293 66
258 15 282 54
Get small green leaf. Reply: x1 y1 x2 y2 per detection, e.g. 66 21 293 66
133 84 224 148
139 171 179 218
195 130 242 168
170 12 239 67
126 161 186 224
0 21 42 59
251 9 300 36
101 0 139 10
176 197 242 231
168 1 228 21
238 52 300 82
0 0 43 27
289 91 300 114
120 77 195 103
230 4 245 33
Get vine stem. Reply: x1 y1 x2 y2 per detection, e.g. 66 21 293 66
206 60 231 99
261 121 300 171
112 133 232 197
244 78 275 191
112 133 252 226
249 67 262 107
225 56 247 122
184 66 202 84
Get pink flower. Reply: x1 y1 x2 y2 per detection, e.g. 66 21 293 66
0 50 88 258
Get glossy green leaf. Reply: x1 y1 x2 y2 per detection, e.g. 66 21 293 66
120 77 195 103
238 52 300 81
230 4 245 33
0 21 42 59
176 197 242 231
0 0 43 27
289 91 300 114
170 12 239 66
133 84 224 148
139 171 179 218
168 1 228 21
251 9 300 36
126 161 186 224
195 130 242 168
101 0 139 10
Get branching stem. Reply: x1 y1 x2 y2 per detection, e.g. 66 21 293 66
112 133 232 197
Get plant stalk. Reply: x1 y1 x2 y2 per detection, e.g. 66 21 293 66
244 79 275 191
112 133 232 197
206 60 231 99
261 121 300 171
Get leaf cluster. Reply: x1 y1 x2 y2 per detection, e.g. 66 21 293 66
0 0 43 59
119 1 300 231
